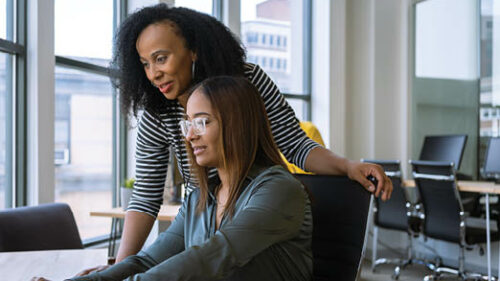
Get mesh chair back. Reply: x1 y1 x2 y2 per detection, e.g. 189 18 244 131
411 160 463 243
419 134 467 170
362 160 407 231
295 174 371 281
0 203 83 252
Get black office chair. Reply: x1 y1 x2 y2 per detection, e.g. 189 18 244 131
362 160 430 279
0 203 83 252
410 160 499 280
419 134 480 216
295 174 371 281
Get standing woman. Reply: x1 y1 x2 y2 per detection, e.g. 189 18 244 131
110 4 391 265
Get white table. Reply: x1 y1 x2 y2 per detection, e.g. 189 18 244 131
0 248 107 280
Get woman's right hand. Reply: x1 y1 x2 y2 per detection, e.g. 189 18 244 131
74 265 110 277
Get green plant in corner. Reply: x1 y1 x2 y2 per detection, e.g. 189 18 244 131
123 178 135 189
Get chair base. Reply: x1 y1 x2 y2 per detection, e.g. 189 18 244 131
423 265 497 281
372 257 437 280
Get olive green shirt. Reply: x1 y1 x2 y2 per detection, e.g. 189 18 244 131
72 165 312 281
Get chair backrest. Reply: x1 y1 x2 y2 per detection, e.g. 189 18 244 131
419 134 467 170
295 174 371 281
483 137 500 179
362 160 408 231
0 203 83 252
410 160 463 243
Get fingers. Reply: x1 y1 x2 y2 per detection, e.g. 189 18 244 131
359 176 376 193
363 164 393 201
75 265 108 277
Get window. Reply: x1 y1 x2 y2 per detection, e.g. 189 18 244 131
175 0 213 15
0 53 12 210
241 0 311 120
0 0 21 209
54 0 115 240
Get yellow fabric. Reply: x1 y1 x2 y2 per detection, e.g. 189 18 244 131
282 121 325 174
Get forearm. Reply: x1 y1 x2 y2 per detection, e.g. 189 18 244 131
116 211 156 262
304 146 352 175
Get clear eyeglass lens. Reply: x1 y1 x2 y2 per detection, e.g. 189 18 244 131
179 118 207 137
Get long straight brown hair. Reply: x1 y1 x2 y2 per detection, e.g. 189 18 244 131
185 76 286 217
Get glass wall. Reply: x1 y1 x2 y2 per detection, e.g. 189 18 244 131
54 0 114 239
412 0 480 178
479 0 500 173
240 0 310 120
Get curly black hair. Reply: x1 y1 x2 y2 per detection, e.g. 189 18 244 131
111 4 246 120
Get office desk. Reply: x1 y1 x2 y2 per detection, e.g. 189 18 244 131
404 179 500 280
0 248 107 280
90 204 180 258
90 204 180 221
403 180 500 194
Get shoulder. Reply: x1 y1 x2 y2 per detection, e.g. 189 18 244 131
252 166 305 197
243 62 268 84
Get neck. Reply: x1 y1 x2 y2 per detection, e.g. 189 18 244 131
177 92 189 108
217 167 230 191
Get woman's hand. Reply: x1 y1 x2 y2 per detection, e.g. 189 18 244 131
346 161 393 201
31 278 51 281
74 264 110 277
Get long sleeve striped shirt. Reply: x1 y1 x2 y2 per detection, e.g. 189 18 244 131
128 63 321 217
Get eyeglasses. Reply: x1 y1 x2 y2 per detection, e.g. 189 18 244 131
179 117 208 137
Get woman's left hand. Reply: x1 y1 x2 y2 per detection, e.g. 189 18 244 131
346 161 393 201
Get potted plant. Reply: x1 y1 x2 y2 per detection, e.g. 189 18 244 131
121 178 135 210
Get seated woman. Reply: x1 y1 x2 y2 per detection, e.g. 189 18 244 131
68 76 313 281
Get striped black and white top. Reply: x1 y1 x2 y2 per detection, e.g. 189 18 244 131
128 63 321 217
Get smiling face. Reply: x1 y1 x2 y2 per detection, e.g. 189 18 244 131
136 21 195 105
185 89 222 168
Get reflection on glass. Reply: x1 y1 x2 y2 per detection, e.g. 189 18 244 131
241 0 306 96
55 66 112 239
0 53 12 210
175 0 212 15
55 0 113 61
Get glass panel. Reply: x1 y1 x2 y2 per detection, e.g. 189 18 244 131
55 0 113 63
0 0 5 40
175 0 213 15
0 0 13 41
286 98 306 121
412 0 479 178
0 52 12 209
479 0 500 172
241 0 306 95
55 66 112 239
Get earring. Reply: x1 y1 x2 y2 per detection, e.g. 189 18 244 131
191 61 196 79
